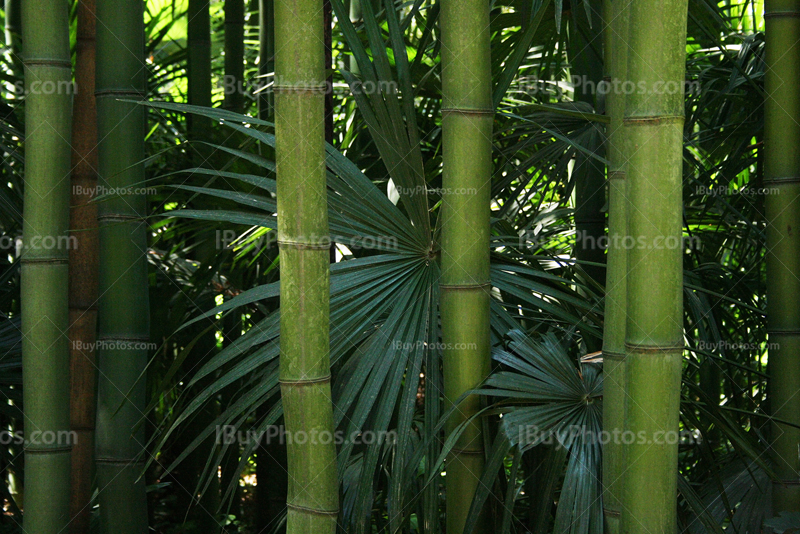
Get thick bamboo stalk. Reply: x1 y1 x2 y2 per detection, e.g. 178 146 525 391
20 1 73 532
600 0 629 532
620 1 687 533
274 0 339 531
439 0 492 531
95 0 150 531
765 0 800 514
68 1 99 532
224 0 245 112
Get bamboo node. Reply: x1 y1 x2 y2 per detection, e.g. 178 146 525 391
277 239 333 250
24 445 72 454
94 89 145 98
623 115 684 125
765 11 800 18
448 447 484 456
624 343 684 354
273 84 328 94
763 177 800 185
23 58 71 69
286 502 339 517
442 107 494 116
602 350 626 361
20 257 68 265
279 374 332 386
440 282 491 290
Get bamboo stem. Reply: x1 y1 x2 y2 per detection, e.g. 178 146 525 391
69 1 99 532
620 1 688 533
274 0 339 530
439 0 493 531
224 0 245 112
600 0 629 532
95 0 150 530
20 0 73 531
765 0 800 514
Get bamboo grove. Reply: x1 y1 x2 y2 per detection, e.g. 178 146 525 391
0 1 796 533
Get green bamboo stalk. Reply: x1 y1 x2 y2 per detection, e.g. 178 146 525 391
258 0 274 120
439 0 492 531
95 0 149 531
600 1 629 532
20 1 72 532
224 0 245 112
188 0 211 140
620 1 687 533
274 0 339 530
765 0 800 514
69 1 99 532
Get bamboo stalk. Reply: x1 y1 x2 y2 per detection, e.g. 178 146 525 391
600 0 629 532
68 1 99 532
224 0 245 112
439 0 493 531
765 0 800 514
188 0 211 140
95 0 150 530
620 1 688 533
20 1 73 531
258 0 274 120
274 0 339 530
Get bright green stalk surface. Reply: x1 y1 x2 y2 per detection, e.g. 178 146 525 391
20 2 72 532
95 0 149 531
601 1 629 532
620 1 687 533
765 0 800 514
439 0 492 532
274 0 339 531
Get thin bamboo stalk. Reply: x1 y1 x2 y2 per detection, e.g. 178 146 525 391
188 0 211 140
20 0 73 531
620 1 688 533
274 0 339 530
439 0 493 531
765 0 800 514
258 0 274 120
95 0 150 530
600 0 629 532
68 1 99 532
224 0 245 112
